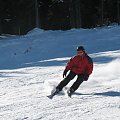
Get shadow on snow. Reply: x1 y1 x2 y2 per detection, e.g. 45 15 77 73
74 91 120 97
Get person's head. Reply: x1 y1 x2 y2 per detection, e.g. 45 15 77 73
76 46 85 56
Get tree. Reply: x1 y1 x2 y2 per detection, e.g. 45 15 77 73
117 0 120 24
69 0 82 28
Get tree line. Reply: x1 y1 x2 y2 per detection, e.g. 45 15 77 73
0 0 120 35
40 0 120 29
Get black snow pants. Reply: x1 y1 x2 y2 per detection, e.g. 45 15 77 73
56 71 84 92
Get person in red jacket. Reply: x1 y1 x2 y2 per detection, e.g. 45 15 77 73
51 46 93 98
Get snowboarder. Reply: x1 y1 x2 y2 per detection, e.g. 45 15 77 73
49 46 93 98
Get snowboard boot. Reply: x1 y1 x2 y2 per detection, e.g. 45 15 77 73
67 88 74 98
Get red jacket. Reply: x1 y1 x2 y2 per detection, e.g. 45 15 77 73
65 53 93 75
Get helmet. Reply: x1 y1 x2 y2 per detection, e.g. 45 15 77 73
77 46 85 51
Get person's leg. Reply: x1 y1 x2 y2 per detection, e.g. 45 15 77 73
56 71 76 91
69 74 84 93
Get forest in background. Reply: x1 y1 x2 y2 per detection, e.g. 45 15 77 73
0 0 120 35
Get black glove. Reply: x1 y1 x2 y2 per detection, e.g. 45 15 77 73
83 74 89 81
63 70 68 78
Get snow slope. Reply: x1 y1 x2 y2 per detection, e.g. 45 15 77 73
0 26 120 120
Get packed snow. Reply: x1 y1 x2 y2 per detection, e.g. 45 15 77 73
0 26 120 120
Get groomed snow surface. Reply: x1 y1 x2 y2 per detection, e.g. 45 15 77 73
0 26 120 120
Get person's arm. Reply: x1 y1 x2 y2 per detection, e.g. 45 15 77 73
63 57 74 78
86 56 93 75
83 56 93 81
65 57 74 71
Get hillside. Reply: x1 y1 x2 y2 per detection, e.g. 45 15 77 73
0 26 120 120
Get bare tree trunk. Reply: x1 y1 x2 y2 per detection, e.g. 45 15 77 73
35 0 39 28
75 0 82 28
0 18 1 35
69 0 76 28
101 0 104 26
69 0 82 28
117 0 120 25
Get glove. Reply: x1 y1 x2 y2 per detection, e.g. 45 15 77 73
83 74 89 81
63 70 68 78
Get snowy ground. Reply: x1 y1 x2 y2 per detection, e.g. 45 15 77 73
0 26 120 120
